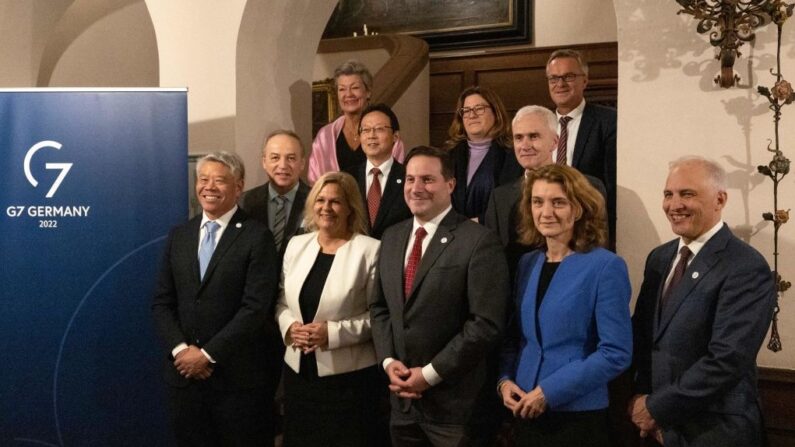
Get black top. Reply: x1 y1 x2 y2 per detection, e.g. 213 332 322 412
298 251 335 378
535 260 560 345
335 131 365 173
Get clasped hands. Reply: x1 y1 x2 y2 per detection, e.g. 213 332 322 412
174 345 212 380
499 380 547 419
385 360 430 399
629 394 664 445
289 321 328 353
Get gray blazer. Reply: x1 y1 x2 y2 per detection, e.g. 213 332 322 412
369 210 509 424
632 224 775 446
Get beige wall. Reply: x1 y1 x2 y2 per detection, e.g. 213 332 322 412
614 0 795 368
2 0 793 368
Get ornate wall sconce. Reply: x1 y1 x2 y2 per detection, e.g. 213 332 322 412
676 0 793 88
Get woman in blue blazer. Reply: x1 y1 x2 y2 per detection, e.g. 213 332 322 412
498 164 632 446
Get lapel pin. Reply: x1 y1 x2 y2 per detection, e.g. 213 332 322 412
692 271 699 279
236 222 242 228
441 237 448 244
396 179 402 184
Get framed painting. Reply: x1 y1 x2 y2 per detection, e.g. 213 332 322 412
322 0 531 51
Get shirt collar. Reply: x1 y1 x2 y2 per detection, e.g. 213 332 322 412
201 205 238 230
268 182 299 203
412 205 452 234
557 98 586 120
678 220 724 258
367 157 394 176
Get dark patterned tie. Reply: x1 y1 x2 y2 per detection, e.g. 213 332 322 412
661 246 692 312
367 167 382 227
272 195 287 251
404 227 427 300
557 116 573 165
199 221 219 279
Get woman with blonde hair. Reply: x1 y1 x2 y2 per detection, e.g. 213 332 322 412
276 171 381 446
498 164 632 446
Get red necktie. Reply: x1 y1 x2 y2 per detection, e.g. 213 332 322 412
661 246 692 312
404 227 427 299
557 116 572 165
367 167 382 227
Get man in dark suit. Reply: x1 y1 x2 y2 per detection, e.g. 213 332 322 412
485 104 606 277
630 156 775 446
240 129 309 257
546 49 617 247
152 152 280 446
370 146 509 446
344 103 411 239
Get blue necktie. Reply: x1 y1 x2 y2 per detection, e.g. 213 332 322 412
199 221 220 280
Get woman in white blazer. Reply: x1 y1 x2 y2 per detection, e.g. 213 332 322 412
275 171 381 447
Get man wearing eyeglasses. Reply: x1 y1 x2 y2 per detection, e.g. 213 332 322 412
546 49 617 249
344 103 412 239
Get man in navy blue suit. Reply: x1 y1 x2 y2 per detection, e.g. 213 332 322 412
630 156 775 446
546 49 617 248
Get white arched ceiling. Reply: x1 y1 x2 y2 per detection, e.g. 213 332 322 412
235 0 337 186
38 0 158 87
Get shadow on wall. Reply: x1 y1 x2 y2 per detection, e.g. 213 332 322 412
617 185 661 312
619 0 795 90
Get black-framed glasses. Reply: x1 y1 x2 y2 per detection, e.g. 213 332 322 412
546 73 586 85
359 125 393 135
458 104 492 118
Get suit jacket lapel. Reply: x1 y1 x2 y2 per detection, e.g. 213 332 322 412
286 181 309 237
654 225 730 341
391 220 413 305
374 161 404 230
572 104 594 168
188 218 202 285
406 212 457 305
201 209 246 288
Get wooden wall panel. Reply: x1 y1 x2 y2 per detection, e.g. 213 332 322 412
429 42 618 146
759 367 795 446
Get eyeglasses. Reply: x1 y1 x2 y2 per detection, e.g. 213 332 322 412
546 73 586 85
458 104 491 118
359 125 393 135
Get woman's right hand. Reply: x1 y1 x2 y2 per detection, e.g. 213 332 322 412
288 322 309 349
499 379 526 413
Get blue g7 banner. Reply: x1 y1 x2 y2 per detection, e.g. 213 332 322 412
1 89 187 446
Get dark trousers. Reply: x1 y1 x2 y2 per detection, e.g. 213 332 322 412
513 409 611 447
168 382 274 447
391 405 469 447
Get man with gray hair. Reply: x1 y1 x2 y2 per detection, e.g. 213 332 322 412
485 105 605 276
630 156 775 446
152 151 280 445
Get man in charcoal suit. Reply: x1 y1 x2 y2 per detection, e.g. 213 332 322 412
546 48 617 248
630 156 775 446
152 152 280 445
344 103 411 239
240 129 310 257
370 145 509 446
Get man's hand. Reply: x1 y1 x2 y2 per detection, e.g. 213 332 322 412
174 345 212 380
515 385 547 419
385 360 421 399
629 394 658 432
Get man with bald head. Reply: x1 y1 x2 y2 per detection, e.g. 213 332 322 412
630 156 775 446
241 129 310 258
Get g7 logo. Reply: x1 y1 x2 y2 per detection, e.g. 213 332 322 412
23 140 73 198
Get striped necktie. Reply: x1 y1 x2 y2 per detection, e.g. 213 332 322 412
272 195 287 251
557 115 573 165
